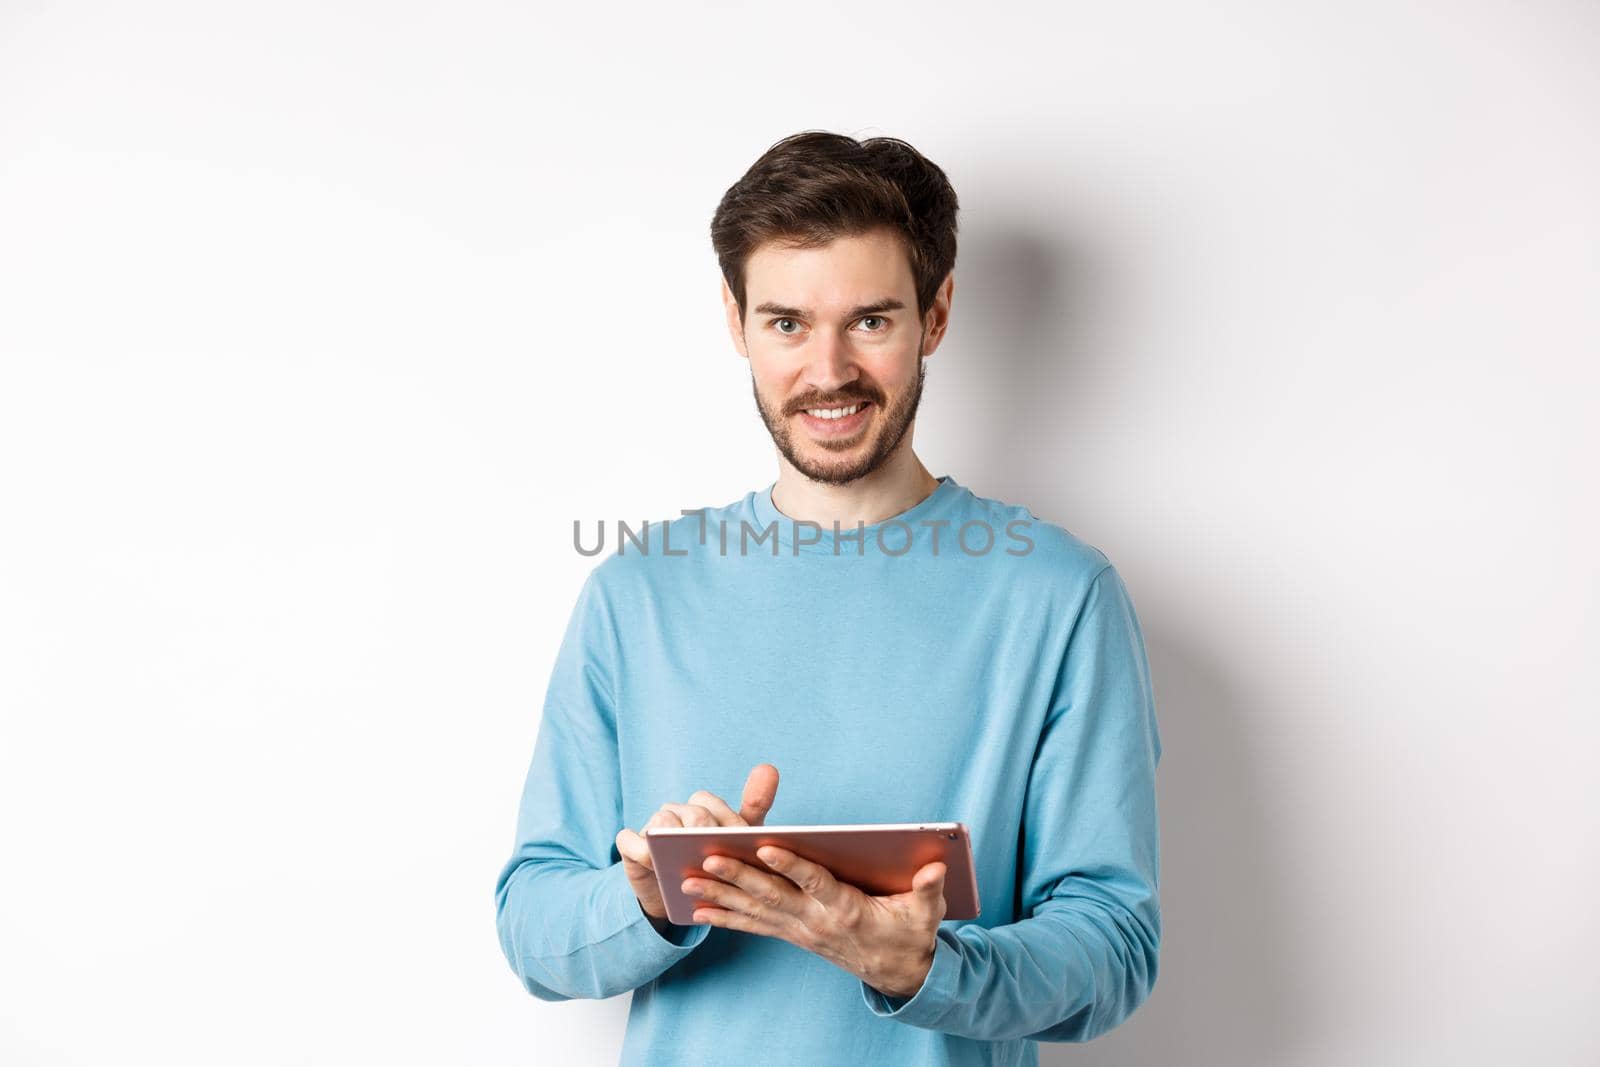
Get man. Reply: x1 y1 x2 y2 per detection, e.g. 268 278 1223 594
494 130 1162 1065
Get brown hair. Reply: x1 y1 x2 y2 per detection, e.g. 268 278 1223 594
710 130 959 326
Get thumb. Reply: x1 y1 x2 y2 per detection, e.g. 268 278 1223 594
913 861 947 911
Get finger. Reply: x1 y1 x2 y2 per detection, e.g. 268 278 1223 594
707 854 798 903
659 802 718 827
740 763 780 826
615 827 650 867
648 808 684 828
684 866 800 929
691 902 783 939
755 845 844 907
685 789 744 826
622 810 685 868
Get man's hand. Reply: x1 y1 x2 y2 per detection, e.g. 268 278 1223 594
614 763 780 922
679 846 948 1000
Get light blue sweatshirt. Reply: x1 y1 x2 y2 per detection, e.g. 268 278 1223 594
493 474 1161 1066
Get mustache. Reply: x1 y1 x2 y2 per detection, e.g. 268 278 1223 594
786 394 877 413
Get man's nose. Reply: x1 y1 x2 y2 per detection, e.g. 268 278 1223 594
799 330 860 394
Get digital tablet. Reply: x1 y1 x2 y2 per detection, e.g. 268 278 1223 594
641 821 980 926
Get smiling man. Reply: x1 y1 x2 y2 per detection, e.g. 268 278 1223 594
494 130 1162 1066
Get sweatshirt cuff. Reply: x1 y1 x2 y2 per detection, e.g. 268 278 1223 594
859 925 962 1026
602 860 712 958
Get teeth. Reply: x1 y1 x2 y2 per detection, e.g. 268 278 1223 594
805 403 862 420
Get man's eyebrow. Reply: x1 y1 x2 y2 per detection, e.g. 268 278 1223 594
752 298 907 320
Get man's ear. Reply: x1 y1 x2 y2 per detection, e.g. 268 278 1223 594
721 277 748 359
920 271 955 357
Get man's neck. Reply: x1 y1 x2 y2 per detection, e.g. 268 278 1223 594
769 453 941 531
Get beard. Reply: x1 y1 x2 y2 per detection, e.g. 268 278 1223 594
750 358 927 487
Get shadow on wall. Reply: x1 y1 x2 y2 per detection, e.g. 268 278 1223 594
956 223 1303 1064
943 215 1119 507
1053 622 1301 1067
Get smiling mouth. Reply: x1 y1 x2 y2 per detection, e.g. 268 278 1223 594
797 400 871 419
795 400 873 437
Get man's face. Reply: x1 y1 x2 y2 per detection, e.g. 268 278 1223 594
726 227 946 487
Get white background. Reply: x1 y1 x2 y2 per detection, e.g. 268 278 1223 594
2 2 1596 1064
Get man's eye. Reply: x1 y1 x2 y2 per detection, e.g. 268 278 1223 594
858 316 887 332
773 318 800 335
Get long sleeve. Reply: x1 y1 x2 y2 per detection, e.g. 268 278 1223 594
494 569 710 1001
860 563 1162 1041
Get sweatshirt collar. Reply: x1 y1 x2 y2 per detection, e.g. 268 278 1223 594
747 474 966 557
